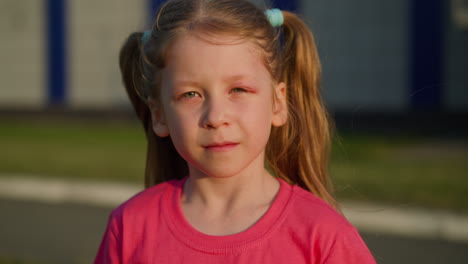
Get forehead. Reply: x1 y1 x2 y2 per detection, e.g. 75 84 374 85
163 33 270 81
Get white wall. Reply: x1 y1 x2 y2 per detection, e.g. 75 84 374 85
69 0 146 109
445 1 468 111
0 0 45 108
303 0 409 111
0 0 465 112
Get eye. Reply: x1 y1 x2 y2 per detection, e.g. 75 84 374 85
231 87 248 93
181 91 200 98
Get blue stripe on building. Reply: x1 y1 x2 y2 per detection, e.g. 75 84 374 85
46 0 67 106
409 0 444 110
271 0 297 11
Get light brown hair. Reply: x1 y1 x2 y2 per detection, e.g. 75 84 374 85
119 0 337 208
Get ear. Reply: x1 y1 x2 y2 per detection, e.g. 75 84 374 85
272 82 288 127
148 99 170 137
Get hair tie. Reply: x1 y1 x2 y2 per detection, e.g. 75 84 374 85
141 30 151 45
264 8 283 27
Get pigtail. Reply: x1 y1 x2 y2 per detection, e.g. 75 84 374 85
267 11 337 208
119 33 148 126
119 32 187 188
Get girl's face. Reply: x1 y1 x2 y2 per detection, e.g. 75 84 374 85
151 34 287 179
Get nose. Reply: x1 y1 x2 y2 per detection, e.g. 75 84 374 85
201 97 229 129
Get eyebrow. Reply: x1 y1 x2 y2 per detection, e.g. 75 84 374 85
223 74 250 83
174 80 201 88
174 75 252 88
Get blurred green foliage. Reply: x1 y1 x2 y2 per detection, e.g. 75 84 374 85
0 256 42 264
332 134 468 211
0 120 146 184
1 119 467 212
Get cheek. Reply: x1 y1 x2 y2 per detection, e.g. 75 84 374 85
165 112 195 159
165 108 199 140
238 97 274 132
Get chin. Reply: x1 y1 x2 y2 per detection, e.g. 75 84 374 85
203 169 240 179
190 164 247 179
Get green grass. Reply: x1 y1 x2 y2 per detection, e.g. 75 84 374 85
0 256 43 264
0 255 87 264
0 120 146 184
332 134 468 211
1 119 467 212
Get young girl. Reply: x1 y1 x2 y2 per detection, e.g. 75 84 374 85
96 0 376 263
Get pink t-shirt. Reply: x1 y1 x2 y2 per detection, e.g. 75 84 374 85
95 177 376 263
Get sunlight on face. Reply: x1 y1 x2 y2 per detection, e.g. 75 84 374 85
152 33 286 179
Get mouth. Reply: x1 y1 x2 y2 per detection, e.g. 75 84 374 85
203 142 239 152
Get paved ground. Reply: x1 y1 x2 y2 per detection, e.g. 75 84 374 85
1 198 467 264
0 198 110 264
2 176 468 242
1 176 468 263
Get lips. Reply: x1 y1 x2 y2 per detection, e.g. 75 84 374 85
203 142 239 152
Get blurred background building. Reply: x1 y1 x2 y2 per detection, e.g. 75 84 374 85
1 2 467 263
1 0 467 127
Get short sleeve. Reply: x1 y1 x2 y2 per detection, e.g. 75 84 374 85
94 210 122 264
323 226 376 264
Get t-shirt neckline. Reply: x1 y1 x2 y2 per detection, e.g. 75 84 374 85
163 176 293 254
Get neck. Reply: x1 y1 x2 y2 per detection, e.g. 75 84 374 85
182 168 279 216
180 159 281 235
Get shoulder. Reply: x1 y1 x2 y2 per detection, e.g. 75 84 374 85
281 184 376 263
287 185 351 229
287 185 354 235
110 180 178 220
